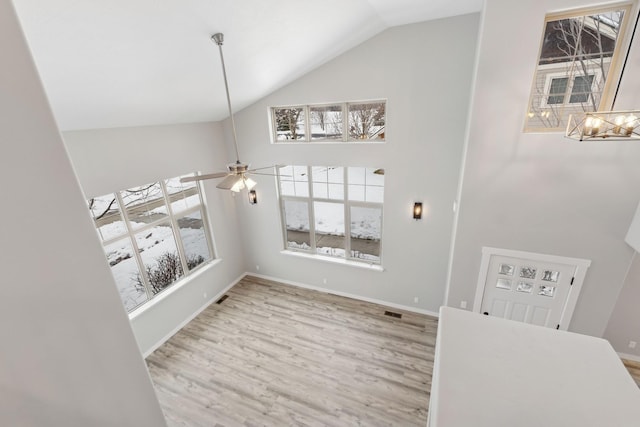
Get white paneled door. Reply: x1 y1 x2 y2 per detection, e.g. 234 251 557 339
473 248 591 330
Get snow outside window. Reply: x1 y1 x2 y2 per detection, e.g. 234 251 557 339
277 166 383 265
271 101 385 143
87 174 215 313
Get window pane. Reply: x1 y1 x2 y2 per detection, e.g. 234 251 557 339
569 74 595 103
177 210 211 272
348 102 385 140
121 182 167 229
350 206 381 262
547 77 568 104
283 200 311 250
348 167 384 202
311 167 344 200
135 222 182 295
88 194 126 241
279 165 308 197
314 201 345 257
310 105 343 140
525 8 627 131
274 107 306 141
165 175 200 214
103 237 147 311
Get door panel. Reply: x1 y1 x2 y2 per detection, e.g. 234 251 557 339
480 255 576 328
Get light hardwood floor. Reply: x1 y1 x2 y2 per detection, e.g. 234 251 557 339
147 276 437 426
623 359 640 387
147 275 640 426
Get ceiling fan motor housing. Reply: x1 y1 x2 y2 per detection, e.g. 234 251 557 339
227 162 249 174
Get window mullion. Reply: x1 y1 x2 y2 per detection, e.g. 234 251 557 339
162 180 189 274
116 191 154 300
344 167 351 260
342 103 348 142
305 106 311 142
307 166 316 253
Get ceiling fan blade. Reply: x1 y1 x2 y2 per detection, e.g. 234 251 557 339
180 171 228 183
249 172 291 177
216 174 242 190
246 164 280 172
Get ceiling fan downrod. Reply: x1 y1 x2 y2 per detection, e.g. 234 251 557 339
212 32 242 165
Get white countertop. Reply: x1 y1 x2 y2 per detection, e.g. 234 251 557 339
428 307 640 426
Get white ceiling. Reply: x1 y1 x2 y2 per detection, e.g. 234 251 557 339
12 0 483 131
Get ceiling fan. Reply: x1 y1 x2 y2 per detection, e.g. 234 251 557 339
181 33 277 192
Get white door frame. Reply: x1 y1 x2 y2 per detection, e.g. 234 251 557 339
473 247 591 330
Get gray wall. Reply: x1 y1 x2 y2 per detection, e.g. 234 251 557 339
447 0 640 339
604 254 640 358
64 122 248 355
0 0 166 424
228 15 480 313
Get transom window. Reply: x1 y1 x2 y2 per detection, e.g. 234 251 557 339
524 5 630 131
87 174 214 312
271 101 386 143
277 166 384 264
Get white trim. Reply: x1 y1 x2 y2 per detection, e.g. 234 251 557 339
618 352 640 363
280 250 385 271
248 272 439 318
473 247 591 330
129 258 222 320
141 270 245 358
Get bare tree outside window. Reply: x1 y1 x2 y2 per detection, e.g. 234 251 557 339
274 107 306 140
271 101 386 142
525 7 628 131
348 102 386 140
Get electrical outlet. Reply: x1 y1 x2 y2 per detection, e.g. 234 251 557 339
629 341 637 349
413 297 419 303
256 265 260 271
323 278 327 284
460 300 467 309
203 292 207 299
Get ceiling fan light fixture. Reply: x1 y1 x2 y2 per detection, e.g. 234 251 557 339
230 177 246 193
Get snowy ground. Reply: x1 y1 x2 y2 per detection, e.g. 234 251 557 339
103 213 210 312
284 200 381 261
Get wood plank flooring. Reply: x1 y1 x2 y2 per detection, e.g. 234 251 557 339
623 359 640 387
146 276 437 426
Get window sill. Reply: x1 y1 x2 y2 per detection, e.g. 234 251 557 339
271 140 386 145
280 250 384 272
128 258 222 320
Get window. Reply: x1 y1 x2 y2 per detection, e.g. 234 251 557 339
272 101 386 143
544 74 597 106
87 174 214 312
277 166 384 264
524 5 630 131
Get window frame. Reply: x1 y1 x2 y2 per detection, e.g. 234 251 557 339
277 166 384 266
539 68 602 109
270 100 386 144
88 174 216 313
523 3 632 132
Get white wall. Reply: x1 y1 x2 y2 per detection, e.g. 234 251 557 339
229 15 480 313
0 0 166 425
64 122 247 355
604 254 640 358
447 0 640 338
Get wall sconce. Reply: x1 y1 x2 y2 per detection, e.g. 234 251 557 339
413 202 422 220
248 189 257 205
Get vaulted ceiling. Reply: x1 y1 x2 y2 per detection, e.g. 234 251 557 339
12 0 482 131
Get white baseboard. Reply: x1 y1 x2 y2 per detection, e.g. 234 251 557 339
142 272 245 358
246 272 440 318
618 352 640 363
